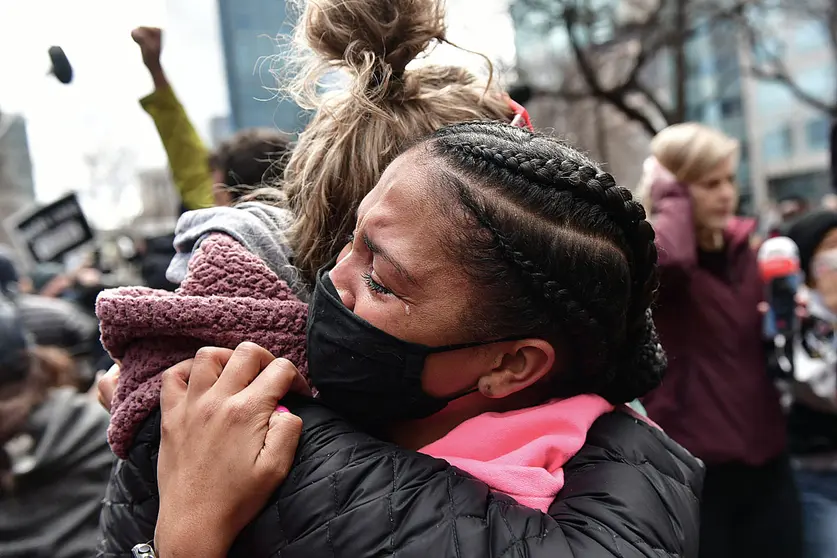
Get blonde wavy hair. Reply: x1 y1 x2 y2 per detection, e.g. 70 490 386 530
280 0 513 283
637 123 739 214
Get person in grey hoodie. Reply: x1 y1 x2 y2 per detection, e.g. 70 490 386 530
0 293 113 558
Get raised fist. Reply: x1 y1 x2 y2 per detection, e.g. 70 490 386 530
131 26 163 71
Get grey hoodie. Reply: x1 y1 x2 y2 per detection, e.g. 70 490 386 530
166 202 308 300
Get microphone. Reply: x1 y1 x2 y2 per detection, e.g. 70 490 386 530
48 46 73 84
758 236 802 380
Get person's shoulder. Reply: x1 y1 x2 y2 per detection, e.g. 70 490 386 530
556 410 703 556
235 398 465 556
17 293 96 326
17 292 73 314
43 388 110 433
582 410 703 485
238 402 702 557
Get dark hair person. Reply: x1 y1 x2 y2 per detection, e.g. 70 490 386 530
786 210 837 558
208 128 292 206
0 294 112 558
101 123 702 558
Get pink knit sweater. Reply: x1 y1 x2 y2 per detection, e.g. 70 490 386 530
97 233 308 459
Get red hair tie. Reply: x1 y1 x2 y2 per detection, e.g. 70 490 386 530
507 98 533 131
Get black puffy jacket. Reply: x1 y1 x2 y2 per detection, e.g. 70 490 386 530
99 401 703 558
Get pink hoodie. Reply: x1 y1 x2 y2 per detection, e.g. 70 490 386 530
420 396 615 511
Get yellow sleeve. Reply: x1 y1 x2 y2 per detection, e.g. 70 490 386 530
140 86 215 210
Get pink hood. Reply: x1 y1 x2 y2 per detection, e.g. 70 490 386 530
420 395 616 511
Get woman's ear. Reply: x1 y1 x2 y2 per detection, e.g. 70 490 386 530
478 339 556 399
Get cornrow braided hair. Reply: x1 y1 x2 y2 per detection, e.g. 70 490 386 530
428 121 666 403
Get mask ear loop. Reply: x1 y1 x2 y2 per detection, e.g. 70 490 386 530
507 97 534 131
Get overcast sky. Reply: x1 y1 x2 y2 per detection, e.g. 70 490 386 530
0 0 515 228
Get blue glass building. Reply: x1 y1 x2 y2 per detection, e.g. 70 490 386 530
217 0 305 133
681 19 753 211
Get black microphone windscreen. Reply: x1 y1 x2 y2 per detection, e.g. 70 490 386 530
49 46 73 84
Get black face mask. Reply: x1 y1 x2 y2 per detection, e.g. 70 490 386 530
307 270 494 426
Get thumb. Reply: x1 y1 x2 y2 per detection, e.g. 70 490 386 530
259 408 303 483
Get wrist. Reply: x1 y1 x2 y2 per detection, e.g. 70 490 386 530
155 512 232 558
147 65 168 91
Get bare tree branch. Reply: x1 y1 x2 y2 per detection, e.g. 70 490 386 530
750 66 835 115
737 0 837 116
633 81 671 123
622 2 666 87
561 3 661 135
514 0 811 135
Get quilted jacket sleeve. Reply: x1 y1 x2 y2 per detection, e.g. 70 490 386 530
232 400 703 558
98 401 702 558
540 412 702 557
97 413 161 558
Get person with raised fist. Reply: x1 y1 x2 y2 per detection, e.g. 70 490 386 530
132 26 214 211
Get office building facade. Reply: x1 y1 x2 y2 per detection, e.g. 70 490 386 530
742 17 834 208
682 18 754 211
217 0 305 133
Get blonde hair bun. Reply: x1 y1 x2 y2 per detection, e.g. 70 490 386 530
283 0 513 283
299 0 445 79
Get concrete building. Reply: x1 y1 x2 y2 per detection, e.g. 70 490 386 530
217 0 305 133
0 113 36 247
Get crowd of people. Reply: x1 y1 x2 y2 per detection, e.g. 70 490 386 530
1 0 836 557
